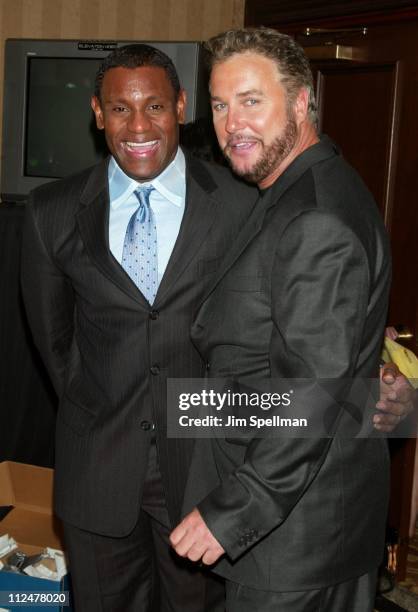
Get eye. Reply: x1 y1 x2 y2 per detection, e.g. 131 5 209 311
212 102 226 112
148 104 163 112
112 106 128 113
244 98 259 107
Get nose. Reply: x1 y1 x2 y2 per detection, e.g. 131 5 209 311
224 107 244 134
128 109 151 133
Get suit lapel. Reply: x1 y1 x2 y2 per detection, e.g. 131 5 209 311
153 155 224 305
76 160 150 308
195 192 268 310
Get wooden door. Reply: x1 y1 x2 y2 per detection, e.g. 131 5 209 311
246 4 418 581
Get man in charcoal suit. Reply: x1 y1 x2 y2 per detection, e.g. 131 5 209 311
171 28 402 612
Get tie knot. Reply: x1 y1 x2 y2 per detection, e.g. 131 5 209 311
135 186 154 208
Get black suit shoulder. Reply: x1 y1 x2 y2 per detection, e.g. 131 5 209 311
30 163 98 208
27 161 106 249
310 152 380 222
268 139 387 251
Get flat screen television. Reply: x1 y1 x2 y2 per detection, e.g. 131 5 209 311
1 39 210 203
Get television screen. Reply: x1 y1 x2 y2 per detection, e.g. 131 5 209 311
25 57 106 179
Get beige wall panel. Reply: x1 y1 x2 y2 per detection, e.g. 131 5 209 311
131 0 154 41
168 1 188 40
0 0 245 180
80 0 100 35
116 0 136 39
61 0 82 38
97 0 119 39
21 0 43 37
185 0 204 39
1 0 24 37
41 0 63 38
151 0 172 40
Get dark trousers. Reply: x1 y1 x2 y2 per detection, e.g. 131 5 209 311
63 441 224 612
225 570 378 612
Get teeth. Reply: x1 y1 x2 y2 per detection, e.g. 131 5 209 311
232 141 255 147
126 140 158 148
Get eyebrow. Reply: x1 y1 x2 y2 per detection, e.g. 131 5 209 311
103 94 165 104
237 89 264 97
211 89 264 101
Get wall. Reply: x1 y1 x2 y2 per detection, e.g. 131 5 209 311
0 0 245 167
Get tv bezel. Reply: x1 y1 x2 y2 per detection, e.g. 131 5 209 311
1 39 209 203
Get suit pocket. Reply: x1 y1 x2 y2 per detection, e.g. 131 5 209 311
58 395 96 436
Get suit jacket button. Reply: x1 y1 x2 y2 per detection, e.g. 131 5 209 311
150 365 160 375
140 420 154 431
149 310 159 320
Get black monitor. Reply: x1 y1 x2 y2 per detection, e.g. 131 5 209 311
1 39 209 203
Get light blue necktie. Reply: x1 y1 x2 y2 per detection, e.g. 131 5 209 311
121 186 158 304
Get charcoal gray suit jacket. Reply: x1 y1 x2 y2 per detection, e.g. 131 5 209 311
184 136 392 591
21 152 256 536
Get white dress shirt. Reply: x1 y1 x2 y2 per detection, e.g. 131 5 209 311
108 148 186 283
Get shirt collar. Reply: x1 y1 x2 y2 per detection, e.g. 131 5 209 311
108 147 186 209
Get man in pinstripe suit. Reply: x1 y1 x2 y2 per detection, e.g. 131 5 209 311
21 43 257 612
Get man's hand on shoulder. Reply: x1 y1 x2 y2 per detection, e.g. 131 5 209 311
170 508 225 565
374 363 416 432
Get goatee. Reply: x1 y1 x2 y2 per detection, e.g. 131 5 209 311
224 115 298 185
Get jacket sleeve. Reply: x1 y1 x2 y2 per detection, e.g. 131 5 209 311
21 194 75 398
198 209 373 560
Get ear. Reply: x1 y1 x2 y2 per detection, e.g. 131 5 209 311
293 87 310 126
176 89 187 125
91 96 104 130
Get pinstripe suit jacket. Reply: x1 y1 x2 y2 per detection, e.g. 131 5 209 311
21 152 256 536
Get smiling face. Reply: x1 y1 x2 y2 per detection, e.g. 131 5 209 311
210 51 306 188
91 65 186 182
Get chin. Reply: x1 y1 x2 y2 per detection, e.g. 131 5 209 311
229 160 257 180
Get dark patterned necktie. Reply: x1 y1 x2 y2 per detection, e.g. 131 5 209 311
121 186 158 304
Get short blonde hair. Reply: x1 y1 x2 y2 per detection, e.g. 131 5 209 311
205 27 318 127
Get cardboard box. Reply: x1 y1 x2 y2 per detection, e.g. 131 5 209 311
0 462 71 611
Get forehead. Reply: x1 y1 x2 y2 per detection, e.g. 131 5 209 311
100 65 175 100
210 51 283 96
